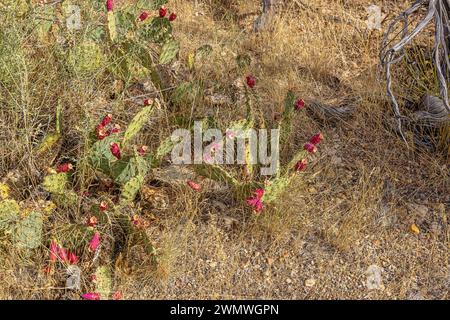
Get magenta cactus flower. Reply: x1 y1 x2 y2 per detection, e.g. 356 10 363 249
294 158 308 172
169 12 177 21
309 132 323 145
110 142 121 160
295 99 305 111
106 0 114 12
159 6 167 18
82 292 101 300
304 142 317 154
246 188 265 213
89 232 101 252
246 75 256 89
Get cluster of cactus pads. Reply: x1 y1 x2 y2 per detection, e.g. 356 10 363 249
194 90 321 213
0 186 55 250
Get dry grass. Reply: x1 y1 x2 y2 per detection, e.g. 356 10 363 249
0 0 448 300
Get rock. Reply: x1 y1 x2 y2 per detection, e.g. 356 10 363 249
305 278 316 287
366 264 384 290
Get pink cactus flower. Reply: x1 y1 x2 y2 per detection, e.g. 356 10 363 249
169 12 177 21
106 0 114 12
139 11 149 21
304 142 317 154
187 180 201 191
58 246 69 263
295 99 305 111
138 145 148 156
82 292 101 300
99 201 108 212
309 132 323 145
110 142 121 160
159 6 167 18
100 114 113 127
49 240 59 263
246 75 256 89
246 188 265 213
56 163 73 173
89 232 101 252
68 251 78 265
294 158 308 172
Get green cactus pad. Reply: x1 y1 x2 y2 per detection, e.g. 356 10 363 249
122 105 155 146
12 211 43 249
159 39 180 65
0 199 20 230
95 265 113 299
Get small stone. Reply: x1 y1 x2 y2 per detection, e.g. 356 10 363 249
305 278 316 287
286 278 292 284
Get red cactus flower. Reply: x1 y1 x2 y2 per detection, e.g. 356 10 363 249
294 158 308 172
309 132 323 145
100 114 113 127
137 145 148 156
89 232 101 252
169 12 177 21
295 99 305 111
82 292 101 300
68 251 78 265
159 6 167 18
304 142 317 154
112 291 123 300
144 99 152 106
99 201 108 212
187 180 201 191
106 0 114 12
49 240 59 263
246 75 256 89
56 163 73 173
110 142 121 160
96 126 108 140
87 216 98 227
246 188 265 213
139 11 149 21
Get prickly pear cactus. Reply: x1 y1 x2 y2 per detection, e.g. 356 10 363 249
67 41 105 76
12 211 43 249
159 39 180 65
122 104 155 146
42 173 69 195
120 175 145 204
95 265 112 299
0 199 19 230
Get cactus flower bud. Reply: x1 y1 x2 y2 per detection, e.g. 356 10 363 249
304 142 317 154
187 180 201 191
295 99 305 110
68 251 78 265
106 0 114 12
100 114 113 127
139 11 149 21
89 232 101 252
99 201 108 212
87 216 98 227
309 132 323 145
169 12 177 21
58 246 69 263
144 99 152 106
110 142 121 160
82 292 101 300
159 6 167 17
56 163 73 173
246 75 256 89
49 240 59 263
246 188 265 213
294 158 308 172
